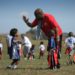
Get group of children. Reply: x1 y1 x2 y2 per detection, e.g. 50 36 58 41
47 31 75 70
0 28 75 70
5 28 46 69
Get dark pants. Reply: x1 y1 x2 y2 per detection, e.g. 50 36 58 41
8 47 13 59
11 59 19 65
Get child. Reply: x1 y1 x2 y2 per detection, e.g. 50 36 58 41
47 30 60 70
65 32 75 65
39 41 45 59
21 35 32 60
7 28 20 69
0 41 3 59
28 44 35 60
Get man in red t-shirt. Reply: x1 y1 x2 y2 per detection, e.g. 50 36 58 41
23 8 63 55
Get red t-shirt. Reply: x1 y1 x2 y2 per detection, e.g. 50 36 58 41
32 13 62 37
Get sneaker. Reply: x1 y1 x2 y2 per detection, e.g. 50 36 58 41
13 65 17 69
24 57 27 60
73 61 75 64
53 67 57 71
56 64 60 69
7 65 12 69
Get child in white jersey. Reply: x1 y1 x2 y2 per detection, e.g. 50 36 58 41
65 32 75 65
21 35 32 60
7 28 20 69
28 44 35 60
39 41 45 59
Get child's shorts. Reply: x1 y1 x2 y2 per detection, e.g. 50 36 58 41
40 50 44 56
70 50 75 56
0 49 2 55
66 54 70 60
23 46 31 55
65 47 72 54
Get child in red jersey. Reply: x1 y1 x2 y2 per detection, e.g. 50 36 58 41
47 30 60 70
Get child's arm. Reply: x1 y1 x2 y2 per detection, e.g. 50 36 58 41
0 44 3 51
74 43 75 49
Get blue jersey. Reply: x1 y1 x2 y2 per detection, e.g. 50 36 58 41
48 36 56 49
11 38 20 60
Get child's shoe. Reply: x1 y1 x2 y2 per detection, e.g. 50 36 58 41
12 65 17 69
7 65 12 69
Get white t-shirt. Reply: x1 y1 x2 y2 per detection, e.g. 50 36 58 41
6 35 12 47
65 37 75 49
23 36 32 48
0 43 3 51
39 44 45 51
18 44 22 50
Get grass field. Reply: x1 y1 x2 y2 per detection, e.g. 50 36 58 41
0 35 75 75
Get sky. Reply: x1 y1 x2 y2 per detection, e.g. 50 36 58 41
0 0 75 34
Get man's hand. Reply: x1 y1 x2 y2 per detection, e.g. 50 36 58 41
23 16 33 28
23 16 29 23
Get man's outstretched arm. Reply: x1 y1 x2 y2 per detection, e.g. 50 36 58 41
23 16 33 28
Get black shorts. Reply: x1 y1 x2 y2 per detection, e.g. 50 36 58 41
0 49 2 55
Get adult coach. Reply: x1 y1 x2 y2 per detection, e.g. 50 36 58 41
23 8 63 55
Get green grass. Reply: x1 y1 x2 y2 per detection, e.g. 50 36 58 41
0 36 75 75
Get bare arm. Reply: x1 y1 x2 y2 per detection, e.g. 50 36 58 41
54 27 59 43
55 27 58 38
23 16 33 28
